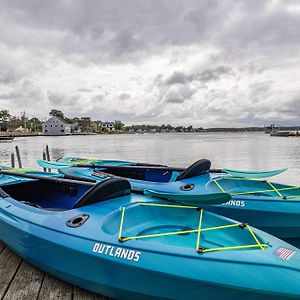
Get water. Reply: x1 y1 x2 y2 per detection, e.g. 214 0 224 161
1 132 300 185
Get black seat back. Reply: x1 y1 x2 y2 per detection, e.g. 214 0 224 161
74 178 131 208
176 159 211 181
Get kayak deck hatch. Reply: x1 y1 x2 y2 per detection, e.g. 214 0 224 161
116 202 268 253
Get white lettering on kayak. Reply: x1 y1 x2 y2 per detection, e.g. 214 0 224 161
222 200 245 207
92 243 141 262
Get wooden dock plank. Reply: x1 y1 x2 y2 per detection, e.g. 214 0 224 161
3 260 44 300
73 287 108 300
0 241 5 254
0 247 22 299
38 273 73 300
0 243 112 300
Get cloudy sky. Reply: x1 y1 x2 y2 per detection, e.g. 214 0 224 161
0 0 300 127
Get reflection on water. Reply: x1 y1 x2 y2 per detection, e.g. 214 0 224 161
0 132 299 185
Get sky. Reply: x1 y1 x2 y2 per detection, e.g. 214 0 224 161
0 0 300 127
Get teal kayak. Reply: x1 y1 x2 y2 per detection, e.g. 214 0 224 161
46 156 288 178
0 173 300 299
40 157 300 247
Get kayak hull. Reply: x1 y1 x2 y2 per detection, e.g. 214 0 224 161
1 192 300 299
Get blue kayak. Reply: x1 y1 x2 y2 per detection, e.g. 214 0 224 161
0 174 300 299
48 157 300 247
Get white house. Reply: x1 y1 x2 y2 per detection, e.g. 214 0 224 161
43 116 71 135
101 121 115 131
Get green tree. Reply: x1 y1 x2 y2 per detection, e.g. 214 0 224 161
78 117 92 132
29 117 42 132
21 111 28 129
49 109 64 119
114 120 125 131
0 109 10 131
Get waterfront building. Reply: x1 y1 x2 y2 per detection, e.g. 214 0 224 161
42 116 71 135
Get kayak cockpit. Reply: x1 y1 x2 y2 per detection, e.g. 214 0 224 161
102 202 268 253
0 178 131 210
92 168 177 182
92 158 211 183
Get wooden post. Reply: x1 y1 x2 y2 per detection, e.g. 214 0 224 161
45 145 50 161
10 152 15 168
45 145 51 172
15 145 22 169
42 151 47 172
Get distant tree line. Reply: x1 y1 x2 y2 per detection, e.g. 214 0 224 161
0 108 269 134
0 109 125 133
125 124 204 133
0 109 43 132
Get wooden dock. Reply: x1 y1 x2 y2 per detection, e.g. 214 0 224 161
0 241 110 300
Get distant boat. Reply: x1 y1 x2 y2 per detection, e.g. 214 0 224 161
270 131 290 137
289 131 300 137
270 130 300 137
264 124 278 133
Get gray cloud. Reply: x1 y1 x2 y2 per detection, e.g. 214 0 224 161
196 66 233 82
0 0 300 126
47 91 81 107
0 70 18 84
164 66 232 87
165 71 190 85
0 0 299 62
164 85 196 104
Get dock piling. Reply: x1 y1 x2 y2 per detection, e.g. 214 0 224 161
10 152 15 168
15 145 22 169
42 151 47 172
45 145 50 161
45 145 51 172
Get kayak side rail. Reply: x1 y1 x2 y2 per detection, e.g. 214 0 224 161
0 170 95 187
90 165 186 172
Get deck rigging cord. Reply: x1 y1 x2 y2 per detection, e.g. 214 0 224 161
212 177 300 199
118 202 268 253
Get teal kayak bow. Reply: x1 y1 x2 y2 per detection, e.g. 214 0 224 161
37 159 287 179
222 168 287 178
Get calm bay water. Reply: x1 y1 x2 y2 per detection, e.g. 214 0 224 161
1 132 299 185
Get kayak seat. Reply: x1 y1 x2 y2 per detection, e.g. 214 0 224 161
74 178 131 208
176 159 211 181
